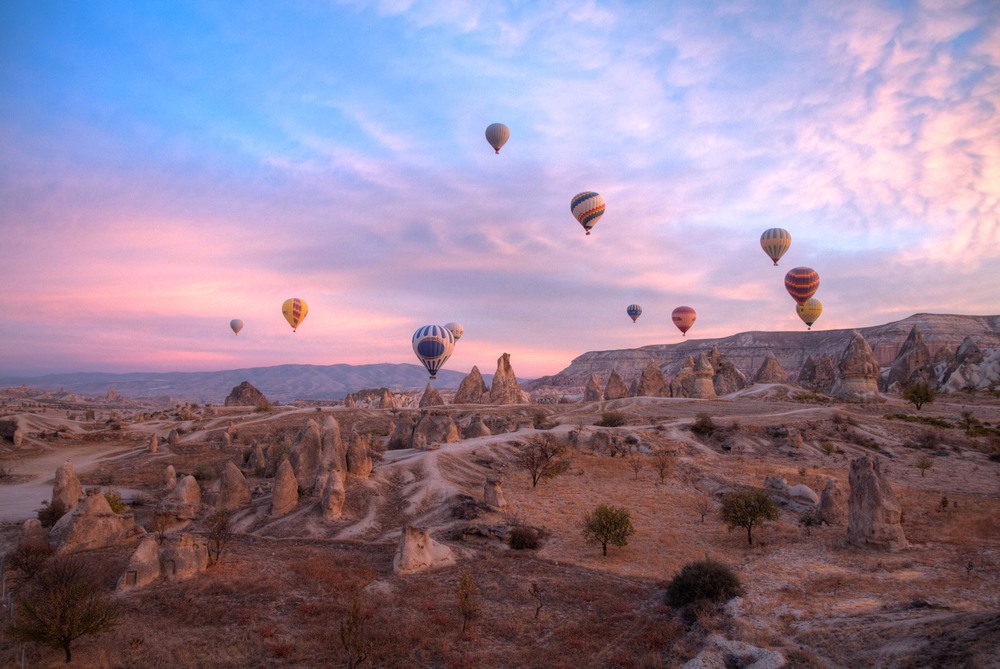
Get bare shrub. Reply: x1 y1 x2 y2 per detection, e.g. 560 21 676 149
517 434 570 488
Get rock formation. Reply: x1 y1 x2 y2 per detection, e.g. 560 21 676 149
584 374 603 402
224 381 269 408
164 464 177 490
883 325 935 392
411 413 459 450
940 336 1000 392
216 461 251 511
463 415 492 438
379 389 397 409
251 443 267 472
51 461 84 512
419 383 445 407
117 533 209 591
763 476 818 512
709 347 749 395
270 457 299 517
148 434 159 454
847 456 907 551
346 431 373 479
817 479 845 526
454 366 489 404
797 354 837 393
387 415 416 450
832 332 882 403
50 488 135 554
693 353 717 399
753 352 789 384
320 417 348 475
484 477 507 509
319 469 346 521
289 419 323 493
669 357 696 398
489 353 530 405
168 429 181 448
155 475 202 530
603 370 629 400
393 526 455 574
632 362 665 397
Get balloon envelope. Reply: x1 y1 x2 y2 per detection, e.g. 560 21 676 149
444 322 464 341
485 123 510 154
230 319 244 335
672 306 697 335
796 298 822 329
412 325 455 379
281 298 308 332
784 267 820 305
760 228 791 266
570 191 605 235
626 304 642 323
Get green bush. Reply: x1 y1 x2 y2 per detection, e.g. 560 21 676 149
665 560 743 608
596 411 627 427
508 526 540 550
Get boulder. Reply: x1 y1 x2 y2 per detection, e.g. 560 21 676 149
832 332 883 403
117 535 161 591
12 427 23 448
680 633 786 669
216 461 251 511
393 526 454 574
633 362 665 397
148 434 159 454
412 413 459 450
817 479 845 526
386 415 416 450
164 464 177 491
270 457 299 518
453 366 488 404
463 415 492 439
289 419 323 494
168 429 181 448
223 381 269 408
883 325 935 392
764 476 817 512
753 352 789 384
847 456 907 551
603 370 629 400
155 475 202 530
346 431 373 479
51 461 84 512
583 374 603 402
489 353 530 405
484 477 507 509
50 488 135 554
419 383 445 407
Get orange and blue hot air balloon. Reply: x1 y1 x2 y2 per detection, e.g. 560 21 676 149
784 267 820 305
571 191 605 235
626 304 642 323
760 228 791 266
412 325 455 380
672 306 697 336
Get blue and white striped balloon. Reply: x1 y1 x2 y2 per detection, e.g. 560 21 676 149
412 325 456 379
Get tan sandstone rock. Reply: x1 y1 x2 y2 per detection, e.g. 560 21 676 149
453 366 488 404
489 353 530 405
832 331 883 403
216 461 251 511
155 475 202 530
603 370 629 400
632 362 665 397
290 419 323 494
270 457 299 518
847 456 907 551
419 383 445 407
584 374 603 402
393 526 455 574
51 461 84 512
753 352 789 384
50 488 135 554
484 477 507 509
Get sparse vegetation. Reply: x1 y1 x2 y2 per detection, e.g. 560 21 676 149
916 455 934 477
627 456 644 480
5 540 55 579
690 412 717 435
901 381 936 411
721 488 779 546
456 570 479 636
206 509 231 566
665 560 743 608
581 503 635 556
339 595 370 669
596 411 627 427
516 434 570 488
652 451 673 483
507 526 540 550
37 499 67 528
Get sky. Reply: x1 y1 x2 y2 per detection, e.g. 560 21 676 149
1 0 998 380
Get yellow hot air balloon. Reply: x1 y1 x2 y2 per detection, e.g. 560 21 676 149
281 298 308 332
760 228 791 266
796 298 822 330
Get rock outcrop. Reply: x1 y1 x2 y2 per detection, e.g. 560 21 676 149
484 477 507 509
603 370 630 400
693 353 718 399
797 354 837 393
155 475 202 530
847 456 907 551
817 479 845 526
832 332 882 403
764 476 818 512
463 415 492 438
453 366 489 404
50 489 135 554
216 461 251 511
148 434 159 453
489 353 530 405
710 347 749 396
419 383 445 407
51 461 84 512
584 374 603 402
346 431 373 479
319 469 346 521
632 362 665 397
320 418 348 476
393 526 455 574
117 533 209 591
386 415 416 450
271 457 298 517
289 419 323 493
168 429 181 448
164 464 177 491
224 381 270 408
411 413 460 450
753 352 789 384
883 326 935 392
940 336 1000 392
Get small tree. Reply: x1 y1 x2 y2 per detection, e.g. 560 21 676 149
694 494 713 524
915 455 933 477
581 504 636 556
627 456 644 481
901 381 936 411
528 582 545 620
9 555 123 662
665 560 743 608
517 434 570 488
721 488 779 546
339 595 370 669
206 509 230 566
652 451 673 484
456 570 479 636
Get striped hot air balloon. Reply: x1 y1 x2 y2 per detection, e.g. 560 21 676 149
784 267 820 305
281 298 308 332
570 191 605 235
412 325 455 380
796 298 822 330
672 306 697 336
760 228 791 266
485 123 510 154
626 304 642 323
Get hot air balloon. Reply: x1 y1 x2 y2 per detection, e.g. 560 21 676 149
412 325 455 380
485 123 510 154
626 304 642 323
784 267 820 305
672 306 697 336
760 228 791 266
445 322 464 341
570 191 605 235
281 297 308 332
796 298 822 330
230 319 244 335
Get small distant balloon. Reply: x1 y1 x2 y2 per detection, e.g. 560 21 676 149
760 228 791 266
412 325 455 380
570 191 605 235
796 298 822 330
230 319 244 335
672 306 697 336
626 304 642 323
784 267 820 305
281 297 308 332
485 123 510 154
445 322 464 341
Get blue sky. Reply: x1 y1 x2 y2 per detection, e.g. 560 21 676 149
1 0 998 379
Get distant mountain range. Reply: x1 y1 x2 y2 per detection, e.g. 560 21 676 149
0 363 489 404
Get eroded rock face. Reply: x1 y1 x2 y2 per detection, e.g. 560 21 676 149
603 370 629 400
289 419 323 494
940 336 1000 392
320 417 348 477
832 332 883 403
270 457 299 518
764 476 817 512
710 347 749 396
224 381 269 408
393 526 454 574
379 389 397 409
168 429 181 448
155 475 202 530
633 362 665 397
454 366 488 404
693 353 718 399
118 534 208 591
584 374 603 402
319 469 346 521
817 479 845 526
50 489 135 554
489 353 530 405
847 456 907 551
753 352 789 384
798 354 837 393
484 477 507 509
386 415 416 450
148 434 159 454
217 461 251 511
346 431 373 479
411 413 459 450
164 465 177 491
883 326 935 392
669 356 697 398
52 461 84 512
419 383 445 407
463 415 492 438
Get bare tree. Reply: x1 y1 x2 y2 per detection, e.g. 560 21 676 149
340 595 371 669
456 570 479 636
694 494 713 523
652 452 673 484
517 434 570 488
206 509 231 566
627 456 644 481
